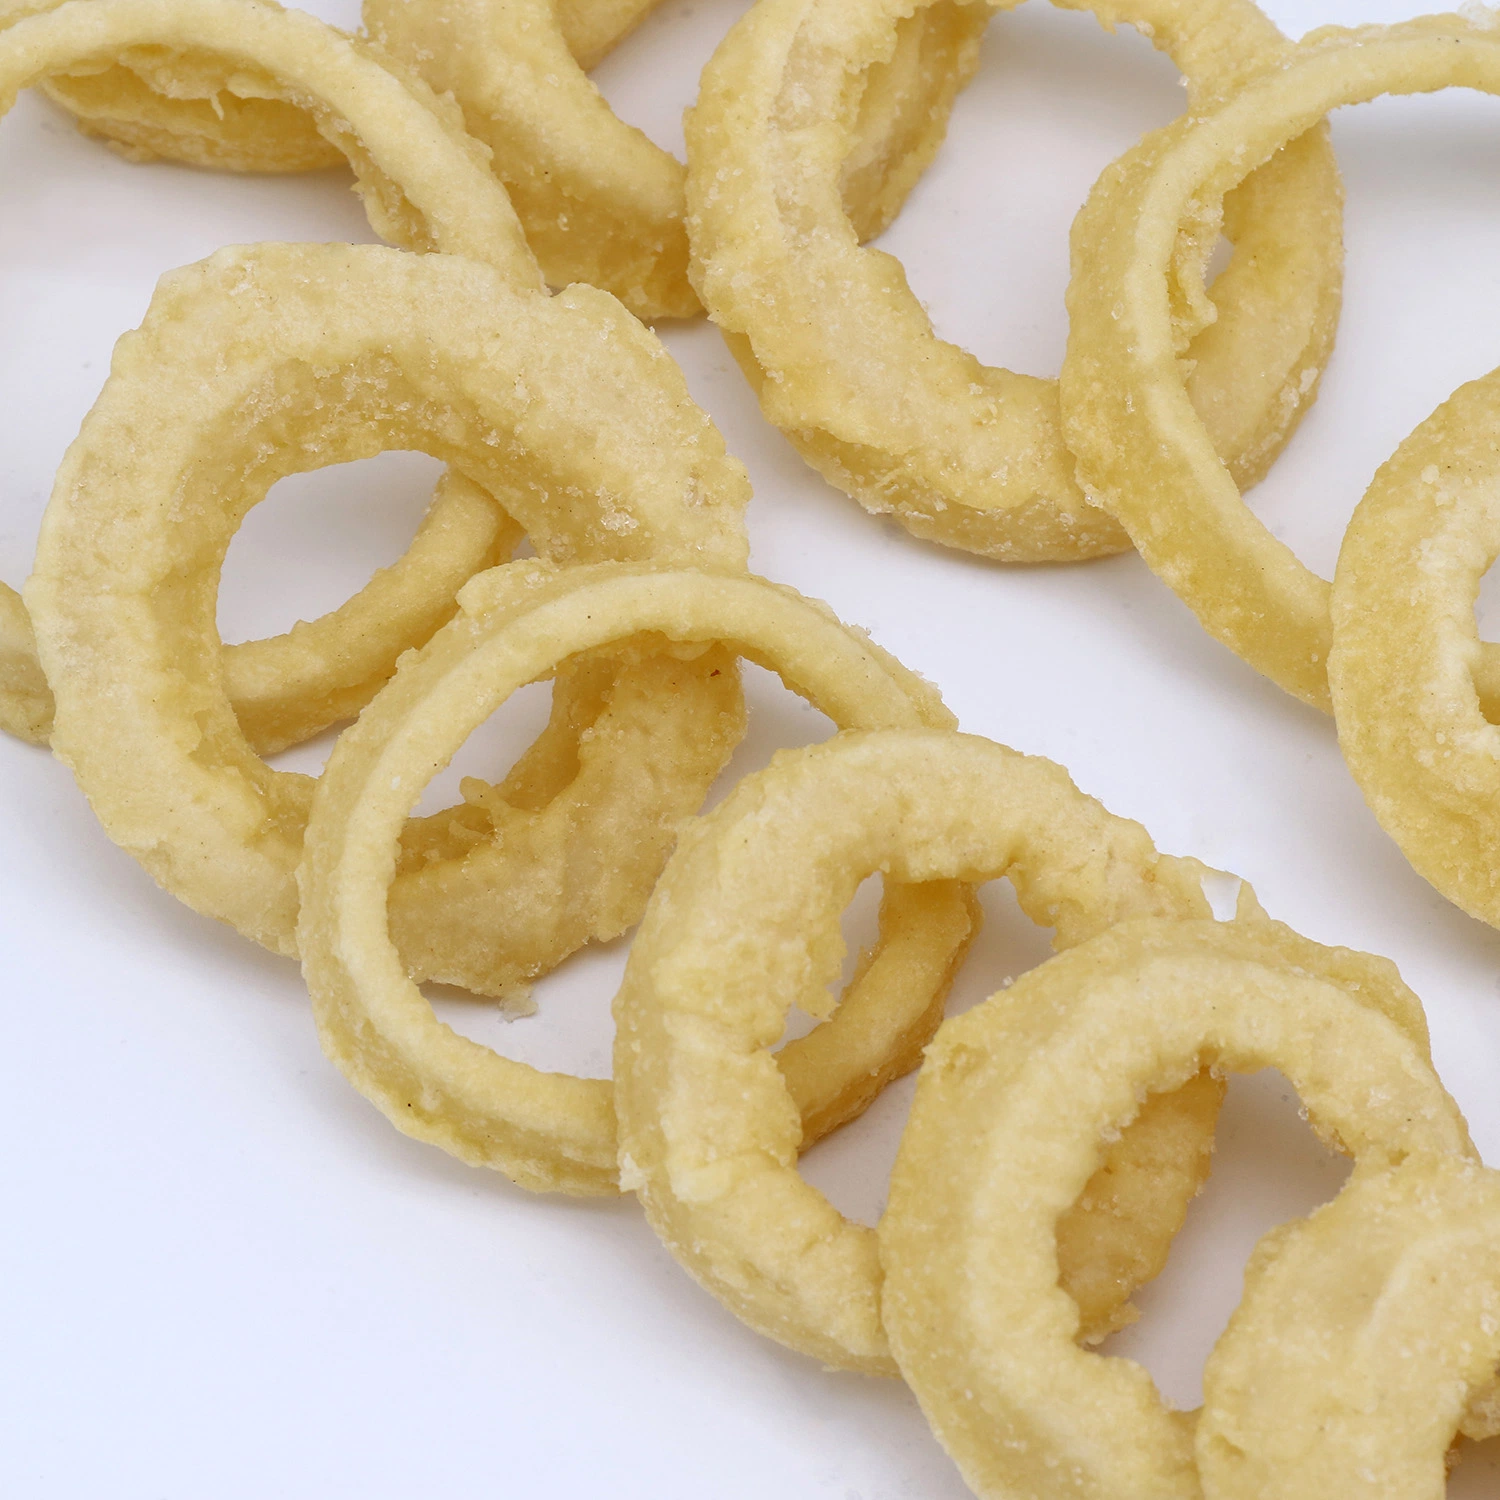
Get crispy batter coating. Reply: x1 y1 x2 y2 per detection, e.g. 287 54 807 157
299 563 972 1195
1062 12 1500 708
687 0 1342 559
882 917 1473 1500
28 244 750 994
614 729 1245 1373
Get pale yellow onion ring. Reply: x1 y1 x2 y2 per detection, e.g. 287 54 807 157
1330 368 1500 927
13 0 662 174
366 0 987 320
613 728 1242 1374
1198 1155 1500 1499
27 243 750 997
1061 12 1500 710
297 562 976 1196
686 0 1343 560
881 916 1473 1500
0 0 541 748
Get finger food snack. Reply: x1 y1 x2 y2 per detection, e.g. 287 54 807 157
881 916 1473 1499
0 0 540 747
686 0 1343 560
14 0 665 173
1062 11 1500 709
613 729 1241 1373
27 243 750 994
1331 367 1500 927
366 0 981 319
298 563 975 1194
1199 1155 1500 1497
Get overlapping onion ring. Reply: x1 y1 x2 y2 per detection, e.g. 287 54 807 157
1330 368 1500 927
613 728 1245 1374
366 0 984 319
10 0 661 174
1062 11 1500 710
0 0 542 747
1199 1155 1500 1497
27 242 751 997
880 916 1474 1500
686 0 1343 560
297 562 977 1196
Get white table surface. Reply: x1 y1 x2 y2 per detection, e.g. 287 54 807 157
2 0 1498 1493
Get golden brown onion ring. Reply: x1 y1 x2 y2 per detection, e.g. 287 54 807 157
1330 367 1500 927
687 0 1343 560
27 243 749 996
1062 12 1500 709
881 917 1473 1500
1199 1155 1500 1497
613 728 1244 1373
298 562 975 1196
0 0 541 748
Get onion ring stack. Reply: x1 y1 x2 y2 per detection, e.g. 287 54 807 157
5 0 1499 1493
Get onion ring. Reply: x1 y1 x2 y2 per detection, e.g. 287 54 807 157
1330 368 1500 927
366 0 983 320
1198 1155 1500 1497
0 0 541 749
686 0 1343 560
298 562 976 1196
1061 12 1500 709
16 0 665 175
27 242 750 996
612 728 1243 1373
880 916 1473 1500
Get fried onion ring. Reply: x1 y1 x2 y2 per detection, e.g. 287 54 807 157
28 243 750 996
1062 11 1500 709
298 562 975 1196
686 0 1343 560
1199 1155 1500 1497
880 917 1474 1500
0 0 542 748
13 0 662 174
613 728 1242 1373
1330 368 1500 926
366 0 983 320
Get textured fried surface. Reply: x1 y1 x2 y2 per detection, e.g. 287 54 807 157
881 917 1472 1500
688 0 1342 560
29 245 749 991
0 0 540 747
1062 14 1500 709
299 564 966 1195
368 0 981 320
613 729 1243 1373
1331 367 1500 927
1200 1156 1500 1497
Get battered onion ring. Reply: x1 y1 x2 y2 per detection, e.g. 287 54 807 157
27 243 750 997
1330 369 1500 926
298 562 976 1196
11 0 659 174
1198 1156 1500 1498
880 917 1474 1500
366 0 983 320
0 0 541 748
686 0 1343 560
1062 12 1500 710
613 728 1242 1374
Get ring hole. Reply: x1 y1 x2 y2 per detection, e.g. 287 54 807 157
1095 1068 1349 1411
799 877 1056 1228
872 1 1184 376
1451 1432 1500 1497
220 451 449 647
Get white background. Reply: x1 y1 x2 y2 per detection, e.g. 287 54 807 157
3 0 1500 1493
